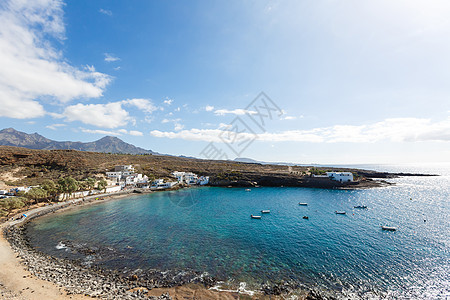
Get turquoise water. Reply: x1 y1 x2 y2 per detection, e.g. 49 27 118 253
26 164 450 298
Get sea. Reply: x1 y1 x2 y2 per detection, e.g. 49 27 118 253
25 163 450 299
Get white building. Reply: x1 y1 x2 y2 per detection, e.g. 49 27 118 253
115 165 135 172
171 171 199 185
106 171 123 182
151 179 177 190
326 172 354 183
106 165 148 187
172 171 185 182
105 185 122 193
153 179 164 185
184 172 198 184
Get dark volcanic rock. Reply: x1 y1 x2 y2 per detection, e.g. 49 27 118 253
3 224 213 299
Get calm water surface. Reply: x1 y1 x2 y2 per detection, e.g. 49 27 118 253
26 164 450 299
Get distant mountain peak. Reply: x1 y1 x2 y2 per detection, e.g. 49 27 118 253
98 136 121 141
1 127 19 133
0 128 156 155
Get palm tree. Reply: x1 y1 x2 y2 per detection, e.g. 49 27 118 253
41 180 58 201
96 179 107 193
58 177 78 200
85 177 96 193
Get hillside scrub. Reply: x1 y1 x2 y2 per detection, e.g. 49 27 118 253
0 197 28 217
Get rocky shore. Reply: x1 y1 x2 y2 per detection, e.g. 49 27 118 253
209 173 394 189
1 193 333 300
3 225 331 300
4 224 219 299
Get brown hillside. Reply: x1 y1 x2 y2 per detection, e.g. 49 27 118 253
0 146 306 186
0 146 409 189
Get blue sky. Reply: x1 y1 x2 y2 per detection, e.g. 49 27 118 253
0 0 449 164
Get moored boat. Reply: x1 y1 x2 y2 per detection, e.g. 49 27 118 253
335 211 346 215
299 203 308 206
261 210 270 213
251 215 262 219
381 226 397 231
354 205 368 209
303 216 309 220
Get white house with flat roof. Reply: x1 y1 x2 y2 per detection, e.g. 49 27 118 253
326 172 354 182
115 165 135 172
151 179 176 190
106 165 147 187
172 171 199 184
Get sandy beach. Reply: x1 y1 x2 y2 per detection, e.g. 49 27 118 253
0 222 90 300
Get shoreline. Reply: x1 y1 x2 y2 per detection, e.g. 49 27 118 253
0 189 236 299
1 188 309 300
1 184 394 300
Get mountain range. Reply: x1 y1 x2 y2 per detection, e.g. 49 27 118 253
0 128 156 155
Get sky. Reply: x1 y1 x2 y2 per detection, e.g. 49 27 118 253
0 0 449 164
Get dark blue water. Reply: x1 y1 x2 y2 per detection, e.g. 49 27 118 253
26 164 450 299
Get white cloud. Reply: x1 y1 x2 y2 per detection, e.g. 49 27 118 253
63 102 131 128
46 123 66 130
81 129 120 136
282 116 297 120
0 0 111 119
122 98 157 113
151 129 225 142
174 123 184 131
99 8 112 16
205 105 214 111
82 128 143 136
150 117 450 143
104 53 120 62
214 109 257 116
128 130 143 136
163 98 173 105
161 119 170 124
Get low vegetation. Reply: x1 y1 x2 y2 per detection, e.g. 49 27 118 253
0 197 28 218
0 175 105 218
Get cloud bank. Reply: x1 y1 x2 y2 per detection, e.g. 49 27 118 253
0 0 111 119
150 117 450 143
60 98 157 128
81 128 143 136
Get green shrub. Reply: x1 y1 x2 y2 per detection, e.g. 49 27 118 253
0 197 27 210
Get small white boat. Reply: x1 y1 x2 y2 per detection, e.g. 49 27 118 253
299 203 308 206
251 215 262 219
381 226 397 231
261 210 270 213
245 189 251 191
335 211 346 215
